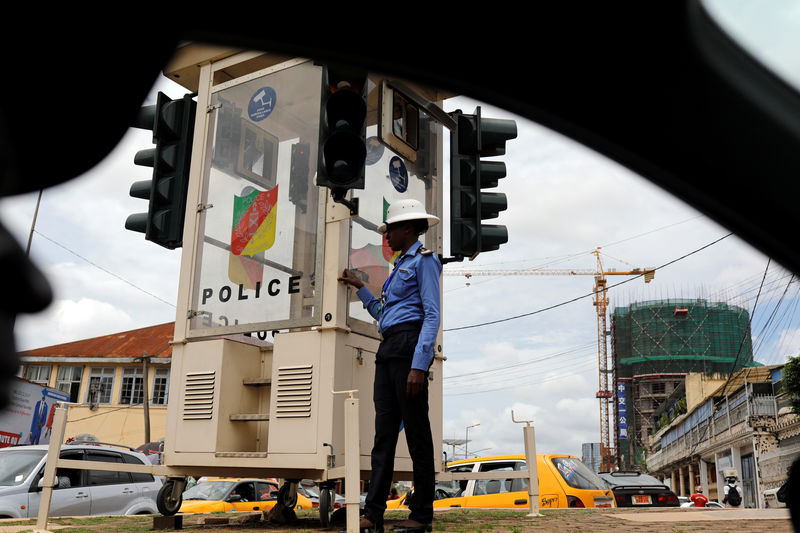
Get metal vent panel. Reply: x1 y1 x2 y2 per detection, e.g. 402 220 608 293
275 364 312 418
183 371 215 420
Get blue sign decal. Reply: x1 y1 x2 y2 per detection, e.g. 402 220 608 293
366 136 384 165
388 156 408 193
617 382 627 439
248 87 277 122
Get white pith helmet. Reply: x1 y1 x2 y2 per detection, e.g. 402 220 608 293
377 198 440 234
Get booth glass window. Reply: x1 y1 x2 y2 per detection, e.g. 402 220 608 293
347 84 442 331
189 59 324 336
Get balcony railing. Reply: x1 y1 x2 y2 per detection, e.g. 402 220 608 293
646 391 778 472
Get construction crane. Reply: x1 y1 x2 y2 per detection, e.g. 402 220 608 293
443 249 655 471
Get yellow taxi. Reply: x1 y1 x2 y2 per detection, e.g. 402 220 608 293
386 454 614 510
178 478 312 513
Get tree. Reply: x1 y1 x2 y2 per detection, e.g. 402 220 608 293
780 356 800 415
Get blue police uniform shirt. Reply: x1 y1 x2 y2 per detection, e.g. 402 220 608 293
356 240 442 371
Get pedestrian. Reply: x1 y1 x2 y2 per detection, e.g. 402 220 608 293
722 474 742 507
689 486 708 507
338 198 441 533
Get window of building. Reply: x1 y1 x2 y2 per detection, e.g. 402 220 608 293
651 382 666 395
87 367 115 405
56 366 83 403
151 368 170 405
119 367 144 405
23 365 52 386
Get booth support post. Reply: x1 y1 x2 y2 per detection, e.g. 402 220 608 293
34 406 68 533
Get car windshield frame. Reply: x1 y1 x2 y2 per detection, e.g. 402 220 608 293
551 457 607 491
302 485 320 498
598 472 665 488
0 449 46 487
182 480 234 501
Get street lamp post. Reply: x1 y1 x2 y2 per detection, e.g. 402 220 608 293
465 422 480 459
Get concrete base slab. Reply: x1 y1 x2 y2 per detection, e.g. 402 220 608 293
153 514 183 530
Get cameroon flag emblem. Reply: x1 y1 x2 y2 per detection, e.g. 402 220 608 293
231 186 279 256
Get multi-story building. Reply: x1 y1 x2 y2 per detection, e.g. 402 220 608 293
581 442 603 473
611 298 758 469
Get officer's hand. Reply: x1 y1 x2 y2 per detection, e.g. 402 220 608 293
338 269 364 289
407 369 425 397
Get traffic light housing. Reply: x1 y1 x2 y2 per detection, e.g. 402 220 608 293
316 67 367 206
449 106 517 259
126 92 197 249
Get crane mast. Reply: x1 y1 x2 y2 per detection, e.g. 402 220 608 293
444 249 655 470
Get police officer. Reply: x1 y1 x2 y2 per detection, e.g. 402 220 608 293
338 199 441 533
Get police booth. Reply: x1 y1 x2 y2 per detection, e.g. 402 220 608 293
160 48 447 524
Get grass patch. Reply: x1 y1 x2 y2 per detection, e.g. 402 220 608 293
0 520 34 526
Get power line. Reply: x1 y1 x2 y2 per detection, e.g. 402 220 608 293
444 215 705 283
443 341 596 380
718 259 771 398
33 230 175 309
598 215 704 249
69 404 136 422
683 261 773 457
445 350 594 388
443 233 733 332
444 359 597 396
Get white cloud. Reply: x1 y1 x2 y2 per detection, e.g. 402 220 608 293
776 328 800 363
16 298 134 350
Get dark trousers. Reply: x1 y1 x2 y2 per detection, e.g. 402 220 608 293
364 326 434 526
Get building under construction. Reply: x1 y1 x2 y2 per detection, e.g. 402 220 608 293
611 298 758 469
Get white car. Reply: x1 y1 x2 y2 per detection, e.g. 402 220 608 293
0 444 162 518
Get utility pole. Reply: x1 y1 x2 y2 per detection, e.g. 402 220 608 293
135 353 151 443
12 189 43 331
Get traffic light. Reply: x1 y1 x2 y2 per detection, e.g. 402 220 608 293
289 141 310 213
126 92 197 249
316 67 367 205
449 106 517 259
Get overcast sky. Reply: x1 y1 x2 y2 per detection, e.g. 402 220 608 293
3 3 800 462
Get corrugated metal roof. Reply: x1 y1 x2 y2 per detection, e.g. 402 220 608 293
20 322 175 359
711 364 777 397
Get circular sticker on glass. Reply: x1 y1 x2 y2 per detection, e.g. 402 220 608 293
366 136 384 165
389 156 408 193
248 87 277 122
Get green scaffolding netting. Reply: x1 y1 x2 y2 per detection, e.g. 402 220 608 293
612 299 753 378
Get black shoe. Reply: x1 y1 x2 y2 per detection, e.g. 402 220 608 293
340 517 383 533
